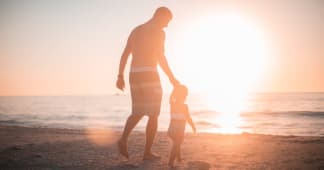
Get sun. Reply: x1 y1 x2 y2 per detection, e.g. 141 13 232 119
174 12 270 133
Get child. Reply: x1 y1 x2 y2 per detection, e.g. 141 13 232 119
168 85 196 167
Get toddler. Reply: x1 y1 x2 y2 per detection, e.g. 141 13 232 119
167 85 196 167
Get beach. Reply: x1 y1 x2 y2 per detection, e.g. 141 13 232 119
1 125 324 170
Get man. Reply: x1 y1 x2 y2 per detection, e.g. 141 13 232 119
116 7 179 160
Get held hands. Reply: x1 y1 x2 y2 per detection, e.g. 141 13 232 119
116 75 125 91
169 76 180 86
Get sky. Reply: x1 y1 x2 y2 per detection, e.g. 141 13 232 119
0 0 323 96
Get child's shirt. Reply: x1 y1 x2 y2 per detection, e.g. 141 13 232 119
170 103 188 121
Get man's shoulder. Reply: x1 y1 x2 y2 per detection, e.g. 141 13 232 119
133 23 164 35
131 25 142 34
130 24 146 37
135 23 145 30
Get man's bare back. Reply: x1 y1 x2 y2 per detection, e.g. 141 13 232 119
129 23 165 68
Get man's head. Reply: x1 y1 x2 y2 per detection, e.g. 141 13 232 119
152 7 172 28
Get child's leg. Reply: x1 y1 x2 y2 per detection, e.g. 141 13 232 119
168 140 180 167
168 142 177 166
176 134 183 162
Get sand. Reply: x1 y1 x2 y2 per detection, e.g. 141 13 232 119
0 125 324 170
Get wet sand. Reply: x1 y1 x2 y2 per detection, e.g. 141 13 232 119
0 125 324 170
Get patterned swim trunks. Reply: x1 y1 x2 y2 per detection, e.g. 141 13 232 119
129 67 162 117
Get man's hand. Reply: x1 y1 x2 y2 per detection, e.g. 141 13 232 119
169 76 180 87
116 76 125 91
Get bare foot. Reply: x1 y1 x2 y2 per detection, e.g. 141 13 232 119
168 162 175 168
143 152 161 160
117 139 129 159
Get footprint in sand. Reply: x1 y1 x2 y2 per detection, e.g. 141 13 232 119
187 161 211 170
108 163 139 170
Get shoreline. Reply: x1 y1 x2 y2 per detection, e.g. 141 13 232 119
1 124 323 138
1 125 324 169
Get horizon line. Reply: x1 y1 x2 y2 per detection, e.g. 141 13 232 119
1 91 324 97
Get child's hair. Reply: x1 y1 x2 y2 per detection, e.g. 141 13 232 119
170 85 188 104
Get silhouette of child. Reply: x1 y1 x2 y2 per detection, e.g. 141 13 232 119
168 85 196 167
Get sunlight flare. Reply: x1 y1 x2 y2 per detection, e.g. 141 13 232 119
85 128 117 146
177 12 270 133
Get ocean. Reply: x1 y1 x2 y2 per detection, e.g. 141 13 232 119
0 93 323 136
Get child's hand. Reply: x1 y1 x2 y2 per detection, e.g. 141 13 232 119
192 126 197 134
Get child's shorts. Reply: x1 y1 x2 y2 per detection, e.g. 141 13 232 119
167 121 186 144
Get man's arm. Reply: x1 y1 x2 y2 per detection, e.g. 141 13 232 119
157 31 179 86
116 32 133 91
158 54 179 86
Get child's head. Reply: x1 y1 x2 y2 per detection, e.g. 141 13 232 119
170 84 188 103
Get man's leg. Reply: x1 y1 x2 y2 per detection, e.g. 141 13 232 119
176 143 182 162
143 114 159 159
118 113 143 158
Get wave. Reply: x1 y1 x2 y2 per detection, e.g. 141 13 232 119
0 120 20 125
294 111 324 117
191 109 324 119
241 111 324 118
195 120 220 128
191 110 218 115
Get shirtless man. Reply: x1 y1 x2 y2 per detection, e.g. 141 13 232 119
116 7 179 160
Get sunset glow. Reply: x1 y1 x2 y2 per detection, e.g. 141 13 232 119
1 1 324 96
1 2 324 169
176 12 270 133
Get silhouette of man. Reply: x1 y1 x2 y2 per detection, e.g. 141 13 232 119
116 7 179 160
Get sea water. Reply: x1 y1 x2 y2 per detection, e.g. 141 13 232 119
0 93 323 136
